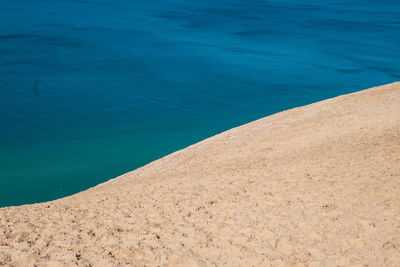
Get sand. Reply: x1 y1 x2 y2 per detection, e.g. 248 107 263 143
1 82 399 266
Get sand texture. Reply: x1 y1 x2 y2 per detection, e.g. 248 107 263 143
1 82 400 266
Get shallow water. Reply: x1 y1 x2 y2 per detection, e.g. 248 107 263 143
0 0 399 207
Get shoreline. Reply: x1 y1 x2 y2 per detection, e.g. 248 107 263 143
1 82 399 265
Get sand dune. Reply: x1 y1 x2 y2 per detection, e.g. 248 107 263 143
1 82 399 266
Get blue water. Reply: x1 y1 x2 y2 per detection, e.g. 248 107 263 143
0 0 399 207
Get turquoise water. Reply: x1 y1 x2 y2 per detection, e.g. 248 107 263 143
0 0 399 207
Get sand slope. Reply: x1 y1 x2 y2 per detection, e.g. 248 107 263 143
1 82 399 266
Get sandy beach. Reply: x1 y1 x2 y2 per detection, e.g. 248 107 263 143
0 82 399 266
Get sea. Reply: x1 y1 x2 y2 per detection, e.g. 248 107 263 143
0 0 399 207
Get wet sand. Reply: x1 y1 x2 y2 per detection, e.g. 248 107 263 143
1 82 399 266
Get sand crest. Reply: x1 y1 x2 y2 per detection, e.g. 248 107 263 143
1 82 399 266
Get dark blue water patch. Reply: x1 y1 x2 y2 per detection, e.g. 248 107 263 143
0 34 40 40
0 0 399 207
335 68 364 74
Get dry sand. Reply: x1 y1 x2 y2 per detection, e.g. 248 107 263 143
1 82 400 266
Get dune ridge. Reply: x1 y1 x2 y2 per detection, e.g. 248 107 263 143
1 82 399 266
